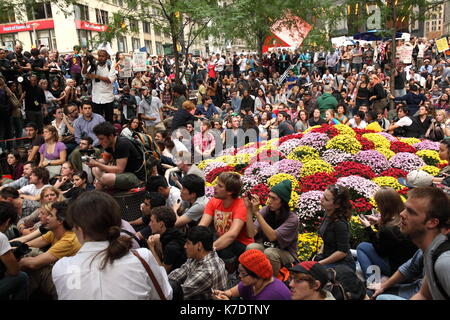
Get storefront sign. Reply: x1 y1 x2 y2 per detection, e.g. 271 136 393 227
0 19 54 34
75 20 107 32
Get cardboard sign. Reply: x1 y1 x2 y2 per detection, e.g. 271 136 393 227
133 52 147 72
436 37 449 53
122 58 132 78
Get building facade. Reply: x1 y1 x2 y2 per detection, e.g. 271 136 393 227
0 0 205 56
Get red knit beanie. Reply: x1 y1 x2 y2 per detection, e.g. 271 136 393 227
238 249 273 279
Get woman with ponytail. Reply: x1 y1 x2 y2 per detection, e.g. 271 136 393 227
51 191 173 300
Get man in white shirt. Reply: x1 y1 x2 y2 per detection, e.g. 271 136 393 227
18 167 51 201
348 111 367 129
147 175 181 212
138 87 165 138
82 49 116 122
215 53 226 78
238 54 247 76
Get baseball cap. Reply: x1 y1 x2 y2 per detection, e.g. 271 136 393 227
398 170 433 188
140 86 149 91
289 261 329 289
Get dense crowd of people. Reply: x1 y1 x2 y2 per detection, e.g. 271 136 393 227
0 35 450 301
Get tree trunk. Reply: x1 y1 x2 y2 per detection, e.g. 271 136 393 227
257 30 265 57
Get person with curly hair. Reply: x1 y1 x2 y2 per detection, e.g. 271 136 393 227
315 185 356 271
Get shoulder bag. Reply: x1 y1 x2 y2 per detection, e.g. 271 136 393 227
131 250 167 300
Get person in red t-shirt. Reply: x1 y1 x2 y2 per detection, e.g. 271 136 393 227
199 172 253 270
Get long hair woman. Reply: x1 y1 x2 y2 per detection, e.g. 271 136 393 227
52 191 172 300
38 125 67 179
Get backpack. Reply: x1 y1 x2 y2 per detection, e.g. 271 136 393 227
128 132 161 183
325 265 366 300
431 235 450 300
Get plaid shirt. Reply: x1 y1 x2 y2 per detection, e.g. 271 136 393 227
168 251 228 300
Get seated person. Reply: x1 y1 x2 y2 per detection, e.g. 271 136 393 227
18 167 51 201
168 226 228 300
23 122 45 164
146 175 181 210
130 192 166 240
212 249 291 300
165 151 205 188
88 122 145 190
38 125 67 179
69 136 102 182
147 206 187 274
51 161 75 192
19 201 81 298
0 202 29 300
174 175 208 229
63 171 94 200
289 261 335 300
388 105 415 137
245 180 299 277
348 111 367 129
199 172 254 272
0 161 36 192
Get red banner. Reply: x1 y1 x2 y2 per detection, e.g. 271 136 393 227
75 20 107 32
0 19 54 34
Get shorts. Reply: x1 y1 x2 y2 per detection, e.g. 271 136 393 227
114 172 141 190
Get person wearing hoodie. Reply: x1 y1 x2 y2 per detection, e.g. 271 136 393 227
317 85 338 117
147 206 187 274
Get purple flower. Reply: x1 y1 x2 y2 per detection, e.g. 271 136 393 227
278 139 302 157
389 152 426 172
376 132 398 142
218 148 236 156
299 132 330 152
354 150 389 174
413 140 440 151
244 162 276 178
205 186 215 199
322 149 354 166
242 175 261 192
336 175 380 198
237 147 258 155
273 159 303 178
298 191 324 219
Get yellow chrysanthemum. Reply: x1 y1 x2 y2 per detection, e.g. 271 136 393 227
377 148 396 160
362 133 390 149
289 191 299 211
416 150 441 166
326 135 362 154
372 176 405 191
420 165 440 176
297 233 324 262
439 160 449 167
267 174 299 189
334 124 356 137
235 153 251 164
304 125 321 133
365 121 382 132
400 138 421 146
287 146 319 162
300 159 334 178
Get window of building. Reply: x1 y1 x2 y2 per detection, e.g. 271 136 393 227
143 22 151 34
117 36 127 52
74 4 89 21
156 42 163 56
27 2 52 20
132 37 141 51
30 29 57 50
0 34 16 51
96 9 108 25
0 8 15 24
77 29 93 48
144 40 152 54
129 19 139 32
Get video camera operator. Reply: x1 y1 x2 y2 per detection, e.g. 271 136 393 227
0 202 29 300
81 48 116 123
6 44 31 78
0 49 16 82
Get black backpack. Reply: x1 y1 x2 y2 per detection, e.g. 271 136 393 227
325 265 366 300
431 235 450 300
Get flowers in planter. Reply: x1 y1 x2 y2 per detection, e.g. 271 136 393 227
298 191 325 232
326 135 362 154
389 152 426 172
322 149 354 166
336 175 380 199
287 146 320 162
416 150 441 167
350 197 374 215
298 132 330 152
379 168 408 178
267 173 299 189
334 123 357 137
354 150 390 174
300 159 334 178
297 233 323 262
205 165 235 183
300 172 337 193
334 161 376 179
376 148 396 160
249 183 271 206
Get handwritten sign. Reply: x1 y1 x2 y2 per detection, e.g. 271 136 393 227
436 37 449 53
132 52 147 72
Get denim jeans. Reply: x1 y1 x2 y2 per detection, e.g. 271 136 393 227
376 294 407 300
357 242 391 280
0 271 29 300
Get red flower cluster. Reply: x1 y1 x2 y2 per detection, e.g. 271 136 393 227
350 197 374 214
390 141 417 153
356 135 375 150
249 183 271 205
438 161 449 169
279 133 304 144
300 172 337 193
205 166 235 183
334 161 376 179
311 124 339 138
398 188 409 196
353 128 376 136
379 168 408 178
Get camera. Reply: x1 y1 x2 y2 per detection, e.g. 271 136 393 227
0 242 30 279
80 149 95 162
81 156 91 163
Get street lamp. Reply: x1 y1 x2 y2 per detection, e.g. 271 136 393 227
31 22 40 48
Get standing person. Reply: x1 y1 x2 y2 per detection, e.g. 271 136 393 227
82 49 116 123
66 46 83 86
52 191 172 300
0 76 14 152
315 185 356 271
23 75 47 133
351 42 363 73
168 226 228 300
0 202 29 300
244 180 299 277
138 87 165 138
385 187 450 300
199 172 253 272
